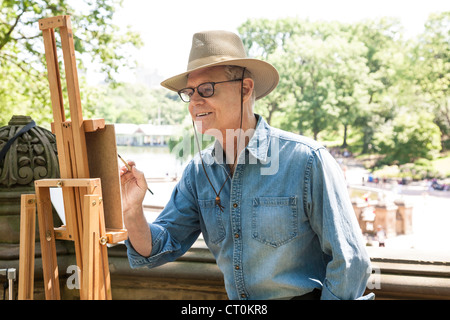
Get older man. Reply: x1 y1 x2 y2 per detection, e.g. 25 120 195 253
120 30 373 300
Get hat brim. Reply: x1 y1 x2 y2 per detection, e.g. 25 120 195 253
160 58 279 100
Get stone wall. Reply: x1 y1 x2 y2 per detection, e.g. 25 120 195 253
1 240 450 300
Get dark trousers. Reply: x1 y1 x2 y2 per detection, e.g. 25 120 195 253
291 288 322 300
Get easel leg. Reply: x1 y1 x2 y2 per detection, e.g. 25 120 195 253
35 186 60 300
93 185 112 300
82 194 100 300
18 194 36 300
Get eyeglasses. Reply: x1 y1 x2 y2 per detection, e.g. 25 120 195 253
178 79 243 102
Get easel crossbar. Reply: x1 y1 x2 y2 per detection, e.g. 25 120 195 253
54 225 127 244
35 178 101 188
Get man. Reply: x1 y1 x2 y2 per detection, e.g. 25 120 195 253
120 30 373 300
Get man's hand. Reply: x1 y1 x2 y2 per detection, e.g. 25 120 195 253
119 160 147 214
119 159 152 257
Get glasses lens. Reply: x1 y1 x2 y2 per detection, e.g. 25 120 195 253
198 83 214 98
179 88 194 102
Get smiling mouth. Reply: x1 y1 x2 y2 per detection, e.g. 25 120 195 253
196 112 212 117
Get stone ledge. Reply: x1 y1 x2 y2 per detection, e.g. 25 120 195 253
367 274 450 300
2 241 450 299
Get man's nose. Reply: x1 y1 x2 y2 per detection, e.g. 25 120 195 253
190 89 204 102
189 90 206 105
189 99 205 114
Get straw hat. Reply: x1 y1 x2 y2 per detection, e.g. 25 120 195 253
160 30 279 100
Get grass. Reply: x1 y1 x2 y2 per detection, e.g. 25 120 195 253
365 152 450 181
433 153 450 176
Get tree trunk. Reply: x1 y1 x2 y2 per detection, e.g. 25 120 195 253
342 124 348 148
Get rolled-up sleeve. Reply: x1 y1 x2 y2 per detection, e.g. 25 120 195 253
305 148 373 300
125 164 201 269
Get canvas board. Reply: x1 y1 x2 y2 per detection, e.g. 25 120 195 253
85 124 123 229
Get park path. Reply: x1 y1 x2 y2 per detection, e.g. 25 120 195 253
344 157 450 253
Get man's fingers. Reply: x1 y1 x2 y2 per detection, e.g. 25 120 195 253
119 160 137 176
126 160 136 167
120 163 147 189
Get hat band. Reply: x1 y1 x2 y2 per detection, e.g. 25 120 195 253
187 55 244 71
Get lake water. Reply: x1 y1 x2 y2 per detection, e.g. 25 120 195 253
51 146 186 224
117 146 188 179
117 146 190 219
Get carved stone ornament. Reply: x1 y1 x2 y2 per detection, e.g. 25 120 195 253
0 115 60 190
0 116 60 243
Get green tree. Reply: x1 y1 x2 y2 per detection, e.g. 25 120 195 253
239 16 446 163
0 0 142 127
275 34 342 139
374 110 442 165
93 83 188 125
346 18 406 153
239 18 404 145
412 12 450 146
241 19 374 141
239 18 296 125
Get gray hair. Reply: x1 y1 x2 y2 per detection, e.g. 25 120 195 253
224 66 256 103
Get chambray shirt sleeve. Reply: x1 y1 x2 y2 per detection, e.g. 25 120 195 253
305 148 374 300
125 164 201 269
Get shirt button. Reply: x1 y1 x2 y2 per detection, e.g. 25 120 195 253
234 233 239 238
235 265 240 270
241 294 246 298
233 203 238 208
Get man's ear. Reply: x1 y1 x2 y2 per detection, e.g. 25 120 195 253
242 78 254 103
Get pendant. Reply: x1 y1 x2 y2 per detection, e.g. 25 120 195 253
215 196 225 212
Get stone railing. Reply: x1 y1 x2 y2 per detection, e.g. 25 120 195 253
349 185 413 239
1 239 449 300
366 247 450 299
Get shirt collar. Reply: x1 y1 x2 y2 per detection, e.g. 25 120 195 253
246 114 270 163
205 114 271 166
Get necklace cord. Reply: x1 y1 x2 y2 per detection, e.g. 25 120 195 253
192 68 246 212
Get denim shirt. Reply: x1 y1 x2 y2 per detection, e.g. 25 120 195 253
125 115 374 300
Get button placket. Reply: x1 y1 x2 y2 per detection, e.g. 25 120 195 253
230 164 248 299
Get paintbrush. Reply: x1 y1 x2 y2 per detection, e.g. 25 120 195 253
118 153 153 195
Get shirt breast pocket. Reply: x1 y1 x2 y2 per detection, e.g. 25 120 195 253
252 196 298 248
198 199 226 244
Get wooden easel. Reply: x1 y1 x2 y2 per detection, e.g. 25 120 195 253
18 15 127 300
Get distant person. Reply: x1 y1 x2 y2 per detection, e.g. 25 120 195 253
120 30 373 300
343 149 350 157
376 226 386 247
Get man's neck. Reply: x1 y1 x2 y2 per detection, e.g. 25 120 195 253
221 114 257 172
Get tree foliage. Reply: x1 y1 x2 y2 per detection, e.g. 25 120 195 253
1 4 448 167
0 0 142 127
239 13 448 165
374 110 442 164
412 12 450 140
92 83 189 125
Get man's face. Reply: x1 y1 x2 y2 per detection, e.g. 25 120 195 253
187 66 242 136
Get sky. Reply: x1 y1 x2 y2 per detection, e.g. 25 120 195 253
86 0 449 85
